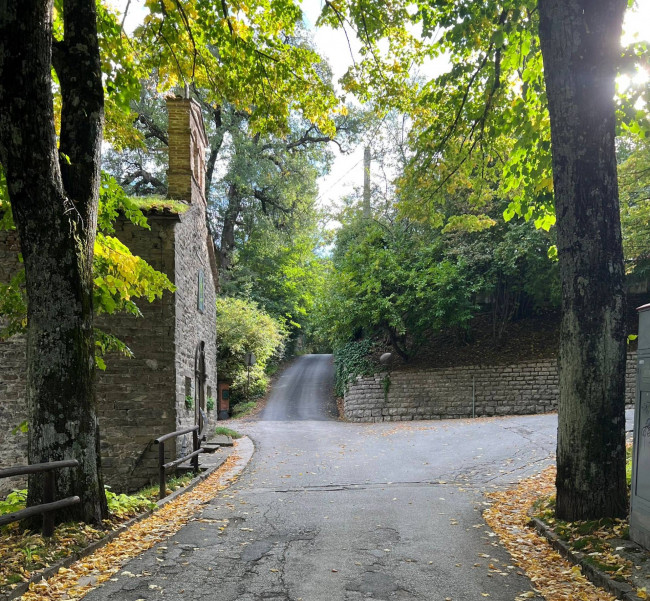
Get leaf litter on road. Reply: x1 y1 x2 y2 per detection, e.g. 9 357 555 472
484 465 617 601
19 448 243 601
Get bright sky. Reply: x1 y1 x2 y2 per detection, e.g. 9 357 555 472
111 0 650 213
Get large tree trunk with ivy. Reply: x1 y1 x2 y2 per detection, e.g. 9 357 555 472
538 0 628 520
0 0 107 523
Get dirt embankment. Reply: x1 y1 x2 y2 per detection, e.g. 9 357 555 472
377 293 645 371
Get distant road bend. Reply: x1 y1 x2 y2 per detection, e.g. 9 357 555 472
260 353 338 421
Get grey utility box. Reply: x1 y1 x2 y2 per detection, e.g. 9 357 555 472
631 303 650 549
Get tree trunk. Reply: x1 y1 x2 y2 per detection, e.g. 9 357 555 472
0 0 107 524
219 183 243 276
538 0 628 520
204 104 224 201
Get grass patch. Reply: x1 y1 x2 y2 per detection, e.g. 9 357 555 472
214 426 243 439
231 401 257 418
136 473 195 501
130 196 189 214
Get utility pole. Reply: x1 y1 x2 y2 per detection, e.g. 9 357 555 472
363 146 371 218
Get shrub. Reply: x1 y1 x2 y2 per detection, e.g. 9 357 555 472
104 489 156 518
216 297 286 402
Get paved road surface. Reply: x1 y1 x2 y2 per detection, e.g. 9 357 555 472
85 354 630 601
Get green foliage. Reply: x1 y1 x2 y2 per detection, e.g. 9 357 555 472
0 490 27 516
627 444 633 487
0 165 12 230
319 218 479 360
0 270 26 340
320 0 647 233
94 330 134 371
93 173 175 320
11 420 28 435
213 107 343 341
222 218 328 336
214 426 242 439
93 233 174 317
231 401 257 418
95 2 146 150
314 189 559 359
97 172 149 234
3 485 154 523
104 488 156 518
443 212 560 337
333 339 377 397
185 395 194 410
619 135 650 283
216 297 287 401
0 173 175 349
134 0 341 138
206 396 215 411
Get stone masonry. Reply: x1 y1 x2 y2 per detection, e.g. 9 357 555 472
343 355 638 422
0 229 28 494
0 97 218 494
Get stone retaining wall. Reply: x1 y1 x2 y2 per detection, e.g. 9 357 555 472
343 355 638 422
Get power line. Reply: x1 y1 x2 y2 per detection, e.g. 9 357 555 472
316 156 364 202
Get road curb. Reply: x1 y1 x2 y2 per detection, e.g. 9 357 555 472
529 517 640 601
2 437 254 601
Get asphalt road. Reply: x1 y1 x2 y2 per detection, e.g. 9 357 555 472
84 354 630 601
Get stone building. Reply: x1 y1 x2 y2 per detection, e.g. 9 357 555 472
0 97 219 494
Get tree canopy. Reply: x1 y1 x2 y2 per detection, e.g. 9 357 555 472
315 0 646 520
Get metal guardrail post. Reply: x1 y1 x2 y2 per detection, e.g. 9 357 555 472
158 440 166 501
192 429 199 473
42 470 56 537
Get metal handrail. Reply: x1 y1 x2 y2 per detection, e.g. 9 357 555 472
154 425 203 500
155 426 200 445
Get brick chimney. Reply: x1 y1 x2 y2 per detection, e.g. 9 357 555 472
166 96 209 202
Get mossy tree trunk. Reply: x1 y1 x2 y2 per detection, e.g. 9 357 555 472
0 0 107 524
538 0 628 520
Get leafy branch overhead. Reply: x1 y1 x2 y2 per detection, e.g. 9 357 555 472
0 172 174 356
133 0 343 137
319 0 647 231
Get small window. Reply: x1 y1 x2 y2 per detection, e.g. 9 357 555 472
197 269 205 313
185 376 192 398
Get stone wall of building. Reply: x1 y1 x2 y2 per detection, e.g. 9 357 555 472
94 214 179 492
343 355 638 422
173 200 218 444
0 229 28 494
0 99 220 496
166 97 218 448
0 212 220 494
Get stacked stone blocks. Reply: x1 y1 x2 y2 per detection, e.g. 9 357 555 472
343 355 638 422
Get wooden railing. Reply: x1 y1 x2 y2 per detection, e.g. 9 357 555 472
0 460 80 536
154 426 203 500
